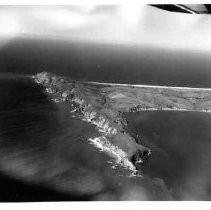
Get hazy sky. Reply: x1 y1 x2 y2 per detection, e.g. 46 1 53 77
1 5 211 51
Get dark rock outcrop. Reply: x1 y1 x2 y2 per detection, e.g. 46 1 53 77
33 72 151 175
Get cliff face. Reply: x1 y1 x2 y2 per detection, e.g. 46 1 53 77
33 72 150 175
33 72 211 175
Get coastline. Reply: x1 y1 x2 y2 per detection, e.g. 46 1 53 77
33 71 211 175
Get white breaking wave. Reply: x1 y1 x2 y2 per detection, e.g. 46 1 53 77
88 136 137 172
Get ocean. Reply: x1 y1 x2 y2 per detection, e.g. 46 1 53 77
0 36 211 200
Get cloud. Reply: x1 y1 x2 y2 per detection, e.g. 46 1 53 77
0 5 211 51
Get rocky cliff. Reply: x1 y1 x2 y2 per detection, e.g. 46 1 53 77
33 72 211 175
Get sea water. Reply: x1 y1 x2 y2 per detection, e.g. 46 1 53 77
0 37 211 200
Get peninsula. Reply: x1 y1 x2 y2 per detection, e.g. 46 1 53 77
33 72 211 175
